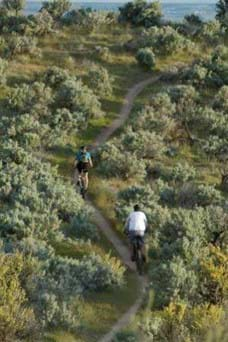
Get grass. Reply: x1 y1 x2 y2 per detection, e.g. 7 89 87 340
45 271 139 342
4 23 219 342
9 26 149 342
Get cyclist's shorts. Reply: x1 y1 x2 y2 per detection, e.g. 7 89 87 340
129 231 145 244
77 161 89 173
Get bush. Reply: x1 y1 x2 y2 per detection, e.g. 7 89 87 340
177 183 223 208
216 0 228 29
1 0 25 16
97 142 146 181
136 47 156 69
86 64 113 97
121 127 165 158
6 82 53 114
0 57 8 83
41 66 70 89
214 85 228 112
68 211 99 241
113 330 139 342
119 0 162 27
29 9 54 36
137 26 195 56
170 162 196 183
200 20 222 46
56 78 103 119
0 252 37 341
5 34 38 58
63 8 114 32
42 0 71 20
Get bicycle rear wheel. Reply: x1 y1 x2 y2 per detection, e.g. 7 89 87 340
135 245 144 275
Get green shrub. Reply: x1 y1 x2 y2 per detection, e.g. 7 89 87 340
29 9 54 36
138 26 195 56
42 0 71 20
41 66 70 89
0 57 8 83
97 142 146 180
214 85 228 112
68 212 99 241
0 252 38 341
87 64 113 97
56 78 103 119
5 34 38 58
216 0 228 29
121 127 165 158
63 8 114 32
1 0 25 16
119 0 162 27
136 47 156 69
200 20 222 46
113 330 139 342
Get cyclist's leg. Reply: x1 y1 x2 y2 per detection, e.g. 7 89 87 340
84 171 89 190
140 237 147 262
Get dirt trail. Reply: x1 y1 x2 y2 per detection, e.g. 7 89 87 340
87 75 160 341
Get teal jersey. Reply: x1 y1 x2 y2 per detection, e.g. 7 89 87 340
76 151 91 163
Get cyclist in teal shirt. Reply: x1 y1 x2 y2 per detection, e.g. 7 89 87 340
75 146 93 191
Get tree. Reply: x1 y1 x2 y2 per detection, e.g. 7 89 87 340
216 0 228 27
1 0 25 16
42 0 71 20
119 0 162 27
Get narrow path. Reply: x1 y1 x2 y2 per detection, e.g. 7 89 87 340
87 75 160 341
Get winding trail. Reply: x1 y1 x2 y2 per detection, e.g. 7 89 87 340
87 75 160 341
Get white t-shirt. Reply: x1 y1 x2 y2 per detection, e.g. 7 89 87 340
126 211 147 233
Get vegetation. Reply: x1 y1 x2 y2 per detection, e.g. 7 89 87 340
0 0 227 341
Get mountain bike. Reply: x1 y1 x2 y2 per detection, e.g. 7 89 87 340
132 236 145 275
78 172 87 199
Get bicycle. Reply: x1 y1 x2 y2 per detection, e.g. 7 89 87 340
132 235 146 275
78 171 87 199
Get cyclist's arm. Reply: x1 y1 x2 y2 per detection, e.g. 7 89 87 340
89 156 93 168
144 214 148 233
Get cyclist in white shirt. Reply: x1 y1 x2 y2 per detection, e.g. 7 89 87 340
125 204 147 262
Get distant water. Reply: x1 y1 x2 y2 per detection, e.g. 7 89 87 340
24 2 216 22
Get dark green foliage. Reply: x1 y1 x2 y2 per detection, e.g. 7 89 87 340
4 34 38 58
181 48 228 88
119 0 162 27
68 212 99 241
97 142 147 181
62 8 115 32
0 57 8 83
134 26 194 56
216 0 228 28
2 68 103 148
29 9 55 36
1 0 25 16
42 0 71 20
113 330 139 342
136 47 156 69
56 78 103 119
86 64 113 97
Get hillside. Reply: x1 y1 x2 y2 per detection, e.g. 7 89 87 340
0 1 227 342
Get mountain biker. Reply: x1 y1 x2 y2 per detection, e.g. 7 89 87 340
75 146 93 191
125 204 147 262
